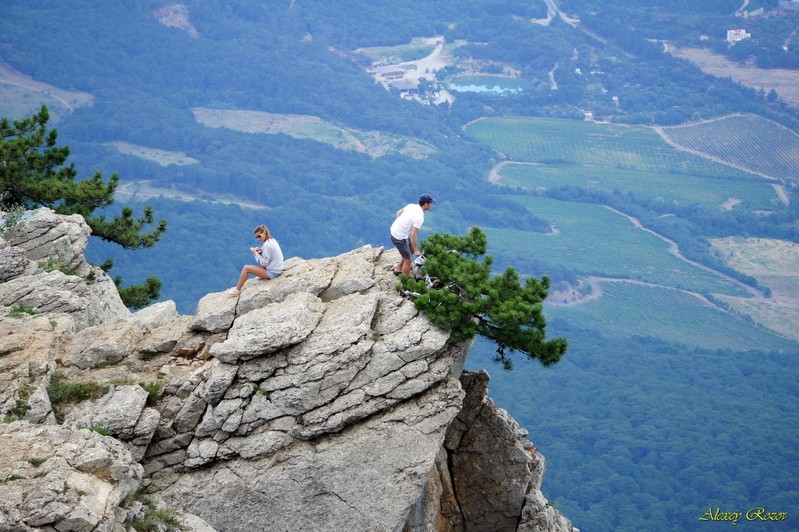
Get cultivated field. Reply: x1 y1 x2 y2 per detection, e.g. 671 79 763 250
667 45 799 109
710 236 799 341
468 117 797 348
662 114 799 186
191 107 436 159
354 38 436 63
0 62 94 121
487 195 751 297
468 117 769 179
498 163 779 211
546 281 796 352
114 180 267 210
105 142 200 167
469 117 781 211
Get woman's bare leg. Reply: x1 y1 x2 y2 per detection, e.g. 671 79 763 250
237 265 269 290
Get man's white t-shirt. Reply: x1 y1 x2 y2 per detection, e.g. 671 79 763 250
390 203 424 240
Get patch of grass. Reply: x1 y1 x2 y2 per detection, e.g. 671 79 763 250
131 506 183 531
140 381 163 406
3 385 32 423
125 487 184 532
9 305 39 318
47 372 109 423
89 424 110 436
251 383 269 398
124 486 149 506
4 399 30 423
48 373 108 404
38 256 76 276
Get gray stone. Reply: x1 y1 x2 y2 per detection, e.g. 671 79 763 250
210 291 325 363
0 422 142 531
0 208 128 327
65 384 149 439
200 362 239 406
191 292 237 333
319 245 378 301
158 380 464 532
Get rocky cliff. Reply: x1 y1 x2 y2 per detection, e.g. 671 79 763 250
0 208 576 532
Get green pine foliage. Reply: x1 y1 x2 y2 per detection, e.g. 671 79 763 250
399 226 567 367
1 106 167 308
114 275 162 311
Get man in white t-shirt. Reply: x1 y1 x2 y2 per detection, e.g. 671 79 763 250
390 193 435 275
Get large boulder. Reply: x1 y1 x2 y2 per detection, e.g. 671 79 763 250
0 422 142 531
0 208 129 327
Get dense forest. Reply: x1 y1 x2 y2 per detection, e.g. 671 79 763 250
2 1 799 530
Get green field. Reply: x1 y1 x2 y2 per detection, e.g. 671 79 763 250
545 281 795 352
498 163 780 211
487 195 751 297
663 114 799 184
467 117 780 210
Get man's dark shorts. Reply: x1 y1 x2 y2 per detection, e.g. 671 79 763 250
391 234 412 260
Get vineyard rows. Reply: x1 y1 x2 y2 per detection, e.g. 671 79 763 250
467 117 779 211
662 114 799 185
469 117 767 181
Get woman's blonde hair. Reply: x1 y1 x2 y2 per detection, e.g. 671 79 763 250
253 224 271 239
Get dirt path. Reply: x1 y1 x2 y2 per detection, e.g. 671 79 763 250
554 275 720 308
605 205 764 298
0 62 93 112
116 181 268 210
735 0 750 16
541 0 579 27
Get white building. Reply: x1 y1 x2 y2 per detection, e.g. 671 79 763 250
726 29 751 44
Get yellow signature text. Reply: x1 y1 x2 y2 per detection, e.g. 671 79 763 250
699 507 788 525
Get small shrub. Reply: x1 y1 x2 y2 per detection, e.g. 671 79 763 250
47 373 109 423
140 381 163 406
138 351 156 361
9 305 39 318
126 488 184 532
89 424 110 436
48 373 108 404
251 383 269 397
0 205 25 238
3 386 32 423
4 399 30 423
27 458 46 467
38 256 76 276
131 506 182 531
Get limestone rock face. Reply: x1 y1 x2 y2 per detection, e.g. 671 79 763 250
0 208 129 327
0 209 575 532
0 422 142 531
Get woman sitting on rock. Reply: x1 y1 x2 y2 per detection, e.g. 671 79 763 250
226 224 284 296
